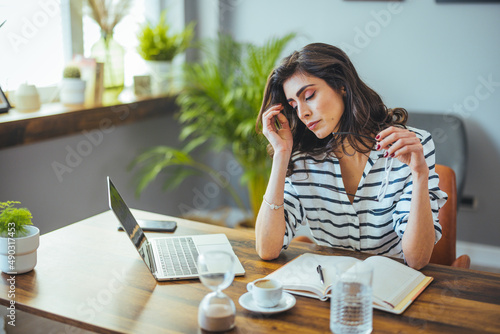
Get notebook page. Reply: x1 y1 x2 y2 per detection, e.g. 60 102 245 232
266 253 358 298
364 256 425 306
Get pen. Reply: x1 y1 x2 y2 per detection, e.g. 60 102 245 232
317 265 325 285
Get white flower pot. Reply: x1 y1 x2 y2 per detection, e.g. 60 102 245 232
60 78 86 105
0 226 40 274
146 60 173 95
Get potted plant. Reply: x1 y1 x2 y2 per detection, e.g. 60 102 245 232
129 33 296 227
60 65 86 105
0 201 40 274
137 10 195 95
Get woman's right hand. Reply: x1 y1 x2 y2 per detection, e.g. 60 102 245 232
262 104 293 155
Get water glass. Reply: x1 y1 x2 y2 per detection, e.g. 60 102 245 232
330 261 373 334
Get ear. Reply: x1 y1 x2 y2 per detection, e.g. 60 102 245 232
341 86 347 96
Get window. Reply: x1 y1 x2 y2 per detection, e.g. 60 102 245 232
0 0 64 92
0 0 190 101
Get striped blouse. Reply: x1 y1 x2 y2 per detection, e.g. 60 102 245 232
282 127 447 259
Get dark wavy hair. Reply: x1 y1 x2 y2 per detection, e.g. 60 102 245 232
256 43 407 175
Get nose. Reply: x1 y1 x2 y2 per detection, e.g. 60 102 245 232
296 103 311 120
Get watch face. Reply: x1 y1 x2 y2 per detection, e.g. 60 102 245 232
134 75 152 97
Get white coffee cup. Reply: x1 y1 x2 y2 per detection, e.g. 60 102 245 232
246 278 283 308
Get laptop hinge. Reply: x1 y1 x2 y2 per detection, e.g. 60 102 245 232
146 242 158 277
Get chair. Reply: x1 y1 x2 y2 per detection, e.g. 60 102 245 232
406 112 468 208
430 164 471 268
293 164 471 269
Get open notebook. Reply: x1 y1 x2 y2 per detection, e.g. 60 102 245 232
266 253 432 314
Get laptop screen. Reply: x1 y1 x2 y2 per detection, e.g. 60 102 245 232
107 177 153 271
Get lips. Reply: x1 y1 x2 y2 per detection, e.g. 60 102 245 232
307 120 320 130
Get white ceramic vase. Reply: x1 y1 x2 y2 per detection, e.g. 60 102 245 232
60 78 86 105
0 225 40 274
15 83 41 112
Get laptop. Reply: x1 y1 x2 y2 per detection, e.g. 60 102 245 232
107 177 245 281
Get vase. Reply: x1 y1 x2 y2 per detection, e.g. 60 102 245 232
0 225 40 274
14 83 41 112
91 33 125 102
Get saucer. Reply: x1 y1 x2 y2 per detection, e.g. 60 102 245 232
239 292 296 314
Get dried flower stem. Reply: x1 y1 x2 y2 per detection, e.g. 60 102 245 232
86 0 132 36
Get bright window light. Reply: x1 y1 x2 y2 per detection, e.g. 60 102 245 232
0 0 64 92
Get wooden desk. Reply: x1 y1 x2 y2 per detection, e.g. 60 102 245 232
1 210 500 333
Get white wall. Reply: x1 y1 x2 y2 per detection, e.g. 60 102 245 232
223 0 500 247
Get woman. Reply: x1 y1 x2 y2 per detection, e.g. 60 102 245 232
255 43 447 269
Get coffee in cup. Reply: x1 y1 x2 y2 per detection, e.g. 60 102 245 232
247 278 283 308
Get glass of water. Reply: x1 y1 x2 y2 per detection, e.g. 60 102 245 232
330 260 373 334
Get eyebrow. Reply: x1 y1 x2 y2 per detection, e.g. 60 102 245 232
287 84 315 103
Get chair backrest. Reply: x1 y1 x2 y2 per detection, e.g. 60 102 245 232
430 164 457 266
406 112 467 207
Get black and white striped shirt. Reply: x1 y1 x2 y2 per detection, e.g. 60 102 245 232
282 127 447 259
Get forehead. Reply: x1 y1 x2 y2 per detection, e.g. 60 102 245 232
283 73 324 98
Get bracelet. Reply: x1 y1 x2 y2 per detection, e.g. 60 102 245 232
263 196 284 210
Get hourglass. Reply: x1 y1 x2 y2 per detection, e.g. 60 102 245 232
197 250 236 332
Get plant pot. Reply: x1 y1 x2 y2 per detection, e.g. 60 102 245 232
0 225 40 274
146 60 173 95
60 78 86 105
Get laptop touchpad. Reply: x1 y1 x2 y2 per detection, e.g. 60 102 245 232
194 234 229 245
196 244 233 254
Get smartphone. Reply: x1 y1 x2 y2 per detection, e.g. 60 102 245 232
118 219 177 232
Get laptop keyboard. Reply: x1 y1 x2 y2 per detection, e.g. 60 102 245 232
156 237 199 276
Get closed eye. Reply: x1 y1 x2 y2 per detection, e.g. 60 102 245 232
305 91 315 101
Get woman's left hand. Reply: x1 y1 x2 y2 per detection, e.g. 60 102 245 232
376 126 428 175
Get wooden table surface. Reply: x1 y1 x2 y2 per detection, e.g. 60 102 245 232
1 210 500 334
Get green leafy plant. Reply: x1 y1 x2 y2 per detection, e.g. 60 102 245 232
63 66 81 79
129 33 296 224
0 201 33 238
137 11 195 62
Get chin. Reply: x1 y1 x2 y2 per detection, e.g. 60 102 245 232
313 132 329 140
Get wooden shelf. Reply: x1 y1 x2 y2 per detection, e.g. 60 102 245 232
0 95 178 149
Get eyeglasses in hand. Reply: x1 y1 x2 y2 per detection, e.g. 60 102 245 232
320 132 394 202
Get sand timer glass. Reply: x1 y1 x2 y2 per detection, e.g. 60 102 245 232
197 250 236 332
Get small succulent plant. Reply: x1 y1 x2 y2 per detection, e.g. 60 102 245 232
63 66 81 79
0 201 33 238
